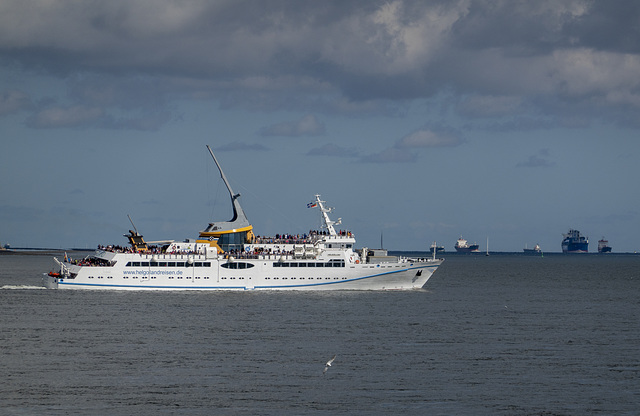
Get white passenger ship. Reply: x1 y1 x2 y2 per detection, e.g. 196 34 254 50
43 146 442 290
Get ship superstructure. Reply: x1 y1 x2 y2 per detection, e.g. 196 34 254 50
562 229 589 253
43 146 442 290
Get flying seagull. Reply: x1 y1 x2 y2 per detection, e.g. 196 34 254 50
323 355 336 375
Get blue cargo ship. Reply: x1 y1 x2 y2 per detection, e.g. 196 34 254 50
562 229 588 253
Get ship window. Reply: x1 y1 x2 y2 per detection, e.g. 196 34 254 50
149 262 158 267
307 263 315 267
159 262 167 267
289 262 298 267
221 262 255 269
316 263 324 267
195 262 202 267
176 262 185 267
167 262 176 267
298 263 307 268
204 262 211 267
217 231 247 252
132 262 140 267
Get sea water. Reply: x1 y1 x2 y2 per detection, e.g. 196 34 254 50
1 252 638 415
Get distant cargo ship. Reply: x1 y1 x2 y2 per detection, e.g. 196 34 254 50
598 238 612 253
562 229 588 253
523 243 542 254
455 236 479 253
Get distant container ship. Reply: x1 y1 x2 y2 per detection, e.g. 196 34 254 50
598 237 612 253
455 236 479 253
562 229 588 253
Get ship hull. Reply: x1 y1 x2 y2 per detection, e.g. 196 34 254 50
562 243 589 253
454 245 479 253
43 252 442 291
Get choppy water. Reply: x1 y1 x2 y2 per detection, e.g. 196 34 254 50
1 252 639 415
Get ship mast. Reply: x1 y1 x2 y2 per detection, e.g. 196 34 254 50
204 145 250 229
313 195 340 236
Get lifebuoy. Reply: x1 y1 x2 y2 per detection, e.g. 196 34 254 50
355 260 359 264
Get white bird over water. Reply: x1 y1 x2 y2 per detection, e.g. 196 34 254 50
323 355 336 375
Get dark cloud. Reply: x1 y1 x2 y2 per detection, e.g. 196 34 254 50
0 0 639 130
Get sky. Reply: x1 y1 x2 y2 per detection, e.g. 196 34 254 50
1 0 639 253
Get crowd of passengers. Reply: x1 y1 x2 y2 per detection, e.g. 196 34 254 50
99 244 196 255
65 256 114 267
253 229 352 244
94 229 353 257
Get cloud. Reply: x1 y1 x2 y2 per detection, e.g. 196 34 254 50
259 114 325 137
360 147 417 163
517 149 556 168
307 143 358 157
26 105 104 129
395 128 464 148
456 95 525 118
24 104 170 130
216 142 269 152
0 1 639 129
0 89 32 116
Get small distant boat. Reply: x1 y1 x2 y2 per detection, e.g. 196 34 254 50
523 243 542 254
562 229 588 253
598 237 612 253
429 243 445 254
455 236 479 253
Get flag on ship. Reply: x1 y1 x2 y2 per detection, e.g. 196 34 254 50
307 202 317 208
